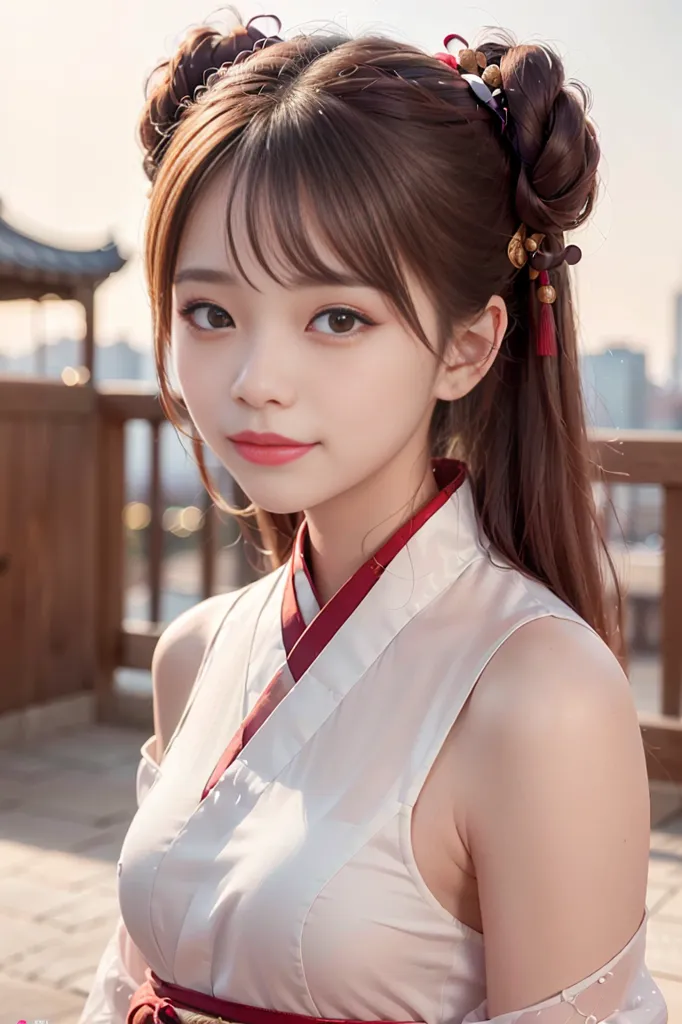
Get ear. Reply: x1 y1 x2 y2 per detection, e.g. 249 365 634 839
433 296 508 403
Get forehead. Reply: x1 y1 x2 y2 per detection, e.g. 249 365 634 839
170 158 439 350
178 172 231 257
175 168 348 286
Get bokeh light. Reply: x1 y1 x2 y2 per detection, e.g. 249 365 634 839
124 501 152 530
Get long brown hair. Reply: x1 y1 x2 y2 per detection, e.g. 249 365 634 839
139 12 624 654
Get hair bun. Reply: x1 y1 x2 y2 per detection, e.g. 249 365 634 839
483 39 600 237
139 10 282 181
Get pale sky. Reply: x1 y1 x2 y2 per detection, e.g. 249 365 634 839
0 0 680 383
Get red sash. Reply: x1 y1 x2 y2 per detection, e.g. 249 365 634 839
127 969 423 1024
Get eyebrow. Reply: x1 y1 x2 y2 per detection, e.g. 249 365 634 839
173 266 371 289
174 268 237 286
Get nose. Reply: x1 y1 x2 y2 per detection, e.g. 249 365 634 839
229 334 297 410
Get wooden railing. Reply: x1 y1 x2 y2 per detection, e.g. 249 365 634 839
1 378 681 780
0 378 98 716
97 384 170 703
595 431 682 714
96 383 255 720
592 429 682 782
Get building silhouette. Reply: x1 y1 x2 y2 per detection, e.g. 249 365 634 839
0 198 125 375
672 291 682 391
581 346 648 430
0 336 149 382
581 344 661 543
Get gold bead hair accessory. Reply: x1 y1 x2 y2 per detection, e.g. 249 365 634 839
507 224 583 356
454 44 502 89
434 34 507 128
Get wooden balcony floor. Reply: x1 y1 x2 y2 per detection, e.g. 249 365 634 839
0 725 681 1022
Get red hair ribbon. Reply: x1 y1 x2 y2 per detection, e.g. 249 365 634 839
434 32 468 71
434 51 458 71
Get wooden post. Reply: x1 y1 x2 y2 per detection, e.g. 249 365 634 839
32 299 47 377
149 421 163 624
662 485 682 717
95 409 125 722
200 493 216 599
78 284 96 379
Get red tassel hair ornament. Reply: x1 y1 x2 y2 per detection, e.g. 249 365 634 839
531 246 582 357
535 270 558 357
509 225 582 358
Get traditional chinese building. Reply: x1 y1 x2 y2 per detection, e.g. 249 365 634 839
0 199 126 376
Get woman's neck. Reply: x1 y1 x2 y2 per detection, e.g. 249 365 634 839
304 452 438 607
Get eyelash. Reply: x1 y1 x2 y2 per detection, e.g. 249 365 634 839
177 301 376 338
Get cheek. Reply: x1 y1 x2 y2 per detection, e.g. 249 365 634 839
321 339 436 433
171 338 224 438
171 334 195 397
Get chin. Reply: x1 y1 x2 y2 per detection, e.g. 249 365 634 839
248 490 306 516
218 443 363 516
225 471 313 516
233 467 357 516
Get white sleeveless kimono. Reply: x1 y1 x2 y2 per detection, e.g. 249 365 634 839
80 462 667 1024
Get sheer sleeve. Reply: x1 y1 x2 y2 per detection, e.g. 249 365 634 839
460 911 667 1024
77 735 160 1024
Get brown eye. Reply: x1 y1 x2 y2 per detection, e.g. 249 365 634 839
206 306 231 329
311 307 373 338
328 311 355 333
182 303 233 331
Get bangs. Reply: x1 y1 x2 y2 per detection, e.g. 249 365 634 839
220 97 435 350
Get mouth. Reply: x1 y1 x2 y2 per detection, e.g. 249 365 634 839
227 431 319 467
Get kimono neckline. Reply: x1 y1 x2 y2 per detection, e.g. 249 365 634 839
281 458 468 683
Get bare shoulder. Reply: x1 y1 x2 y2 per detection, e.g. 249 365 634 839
465 614 637 742
457 614 646 798
151 591 236 761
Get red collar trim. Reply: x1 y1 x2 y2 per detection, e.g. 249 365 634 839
202 458 467 802
281 459 467 682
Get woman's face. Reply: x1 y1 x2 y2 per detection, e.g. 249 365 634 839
171 170 451 516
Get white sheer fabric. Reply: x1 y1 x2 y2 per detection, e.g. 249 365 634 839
461 910 666 1022
77 737 159 1024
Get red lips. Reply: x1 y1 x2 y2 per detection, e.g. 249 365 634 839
229 431 307 446
227 431 318 466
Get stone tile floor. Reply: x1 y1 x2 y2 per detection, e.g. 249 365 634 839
0 725 681 1024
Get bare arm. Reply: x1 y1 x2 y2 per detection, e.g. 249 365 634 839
461 615 651 1019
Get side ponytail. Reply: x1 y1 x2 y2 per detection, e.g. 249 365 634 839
439 270 624 654
438 38 623 654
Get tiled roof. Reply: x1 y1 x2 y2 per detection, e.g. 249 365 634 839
0 208 126 281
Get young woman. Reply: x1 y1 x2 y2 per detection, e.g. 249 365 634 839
80 11 667 1024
